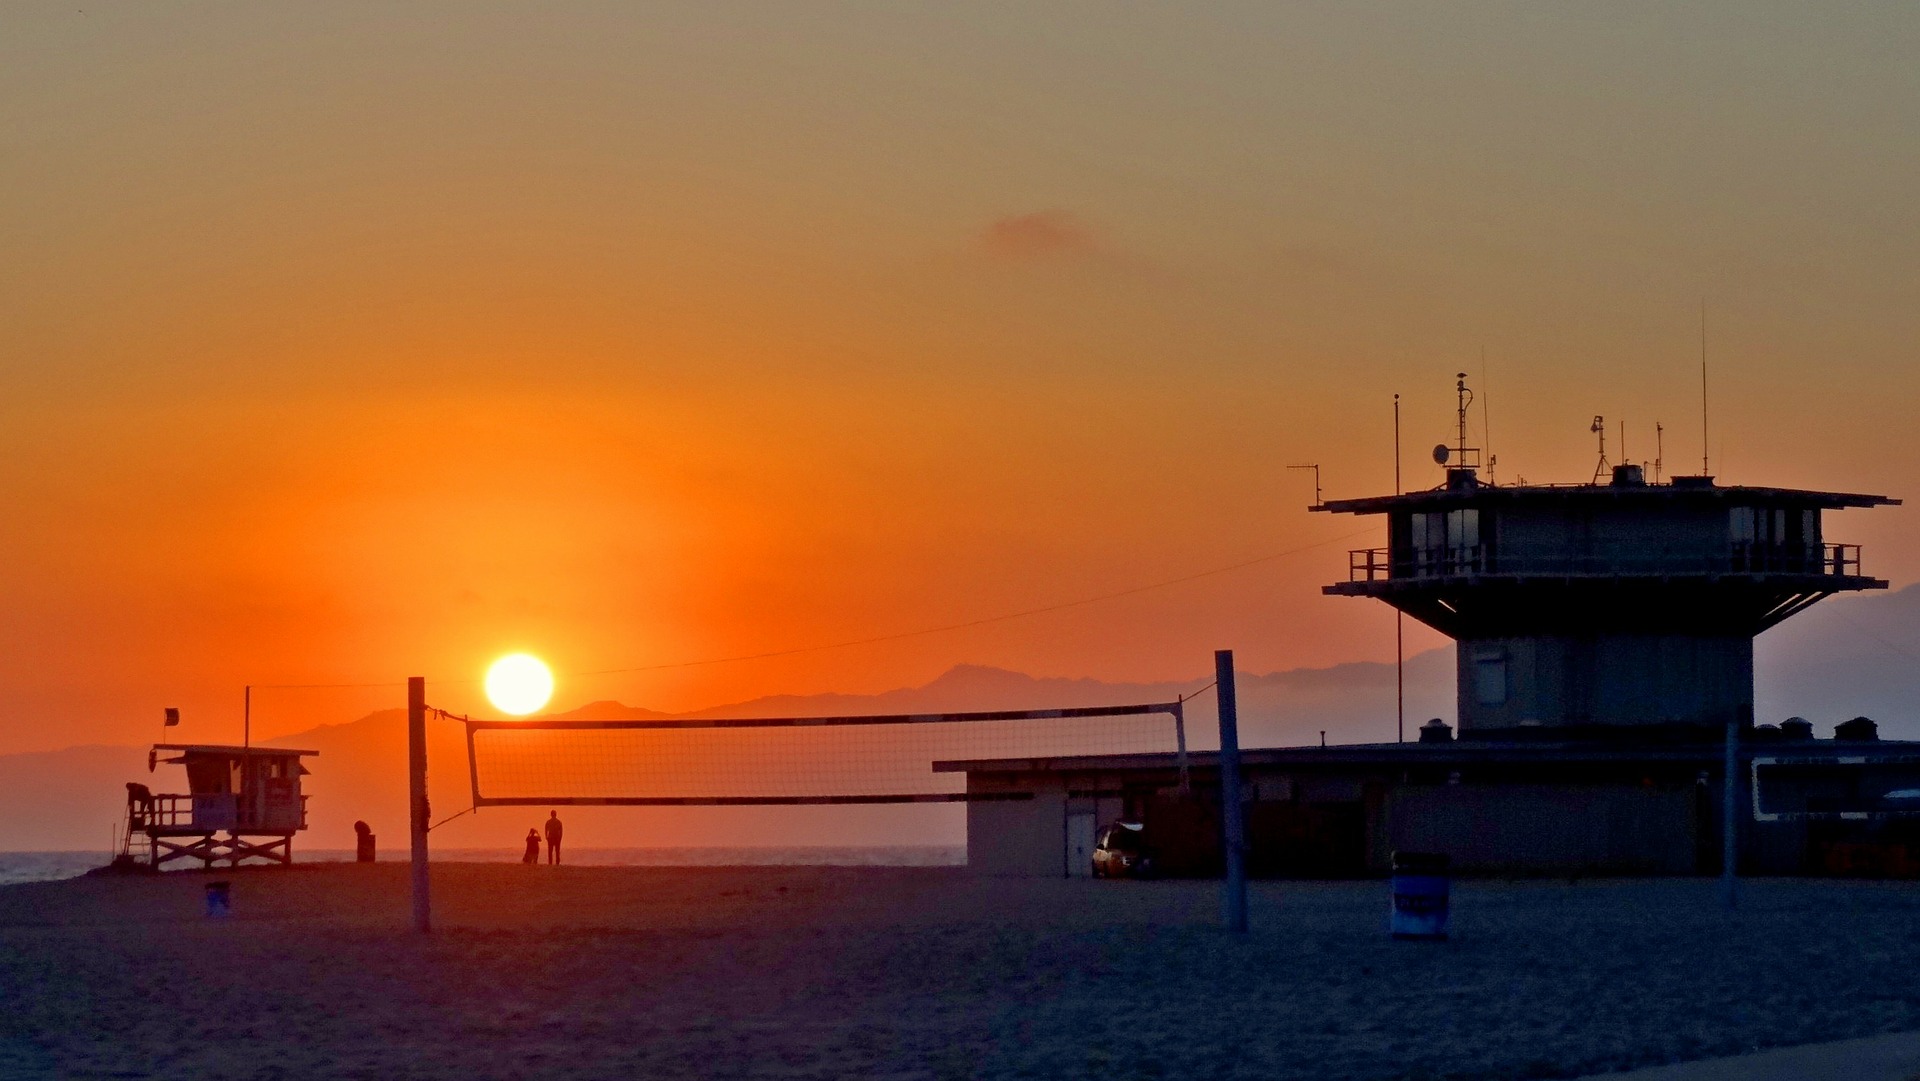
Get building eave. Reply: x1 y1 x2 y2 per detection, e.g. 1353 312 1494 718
937 738 1920 775
1316 484 1899 516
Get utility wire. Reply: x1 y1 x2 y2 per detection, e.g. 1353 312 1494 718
248 526 1374 689
572 527 1376 677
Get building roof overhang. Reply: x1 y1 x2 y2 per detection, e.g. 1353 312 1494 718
151 744 319 758
936 738 1920 775
1314 482 1899 516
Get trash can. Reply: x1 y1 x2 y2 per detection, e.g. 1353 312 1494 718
1389 852 1449 940
205 881 232 919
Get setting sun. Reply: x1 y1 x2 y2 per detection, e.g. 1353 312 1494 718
484 653 554 716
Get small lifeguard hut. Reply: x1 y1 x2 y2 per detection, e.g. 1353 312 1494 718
123 745 318 869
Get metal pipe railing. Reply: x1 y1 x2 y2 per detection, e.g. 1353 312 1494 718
1347 542 1866 582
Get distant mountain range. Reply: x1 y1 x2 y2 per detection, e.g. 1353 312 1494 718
8 584 1916 856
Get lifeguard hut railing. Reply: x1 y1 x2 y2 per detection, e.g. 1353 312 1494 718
130 792 309 833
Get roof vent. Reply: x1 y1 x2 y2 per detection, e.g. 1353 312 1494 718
1835 716 1880 742
1418 718 1454 743
1780 717 1814 740
1611 464 1646 487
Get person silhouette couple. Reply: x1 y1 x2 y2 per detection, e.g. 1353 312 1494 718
522 811 564 865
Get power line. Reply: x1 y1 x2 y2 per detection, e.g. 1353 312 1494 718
571 527 1376 677
248 525 1374 689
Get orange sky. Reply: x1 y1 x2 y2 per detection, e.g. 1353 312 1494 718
1 4 1915 752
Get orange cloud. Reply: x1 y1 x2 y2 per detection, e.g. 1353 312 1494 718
976 210 1100 261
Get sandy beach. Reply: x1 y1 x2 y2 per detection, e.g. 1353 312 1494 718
0 865 1914 1080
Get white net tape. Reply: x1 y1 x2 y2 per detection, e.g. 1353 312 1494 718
467 704 1184 805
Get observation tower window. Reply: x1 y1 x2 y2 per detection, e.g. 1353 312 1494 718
1410 508 1481 574
1472 648 1508 706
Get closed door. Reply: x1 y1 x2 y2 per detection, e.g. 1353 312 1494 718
1066 812 1096 877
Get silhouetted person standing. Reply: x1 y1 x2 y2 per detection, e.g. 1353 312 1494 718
544 811 564 865
522 828 540 864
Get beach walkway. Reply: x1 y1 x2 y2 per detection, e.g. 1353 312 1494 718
1580 1030 1920 1080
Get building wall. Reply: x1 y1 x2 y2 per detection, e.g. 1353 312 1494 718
961 755 1909 878
965 778 1066 876
1458 634 1753 732
1384 782 1700 874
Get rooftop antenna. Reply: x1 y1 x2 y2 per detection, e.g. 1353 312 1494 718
1654 421 1665 484
1700 300 1710 476
1288 464 1322 508
1479 349 1495 485
1454 373 1472 463
1393 394 1402 494
1434 374 1480 479
1590 415 1609 484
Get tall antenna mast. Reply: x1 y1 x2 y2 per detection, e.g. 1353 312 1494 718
1655 422 1665 484
1455 373 1472 463
1393 394 1402 494
1393 393 1404 744
1700 300 1710 476
1590 415 1609 484
1479 349 1495 484
1434 374 1480 476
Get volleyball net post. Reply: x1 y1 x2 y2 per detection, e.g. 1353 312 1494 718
1215 649 1248 934
408 675 430 934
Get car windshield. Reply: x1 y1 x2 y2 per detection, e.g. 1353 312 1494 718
1101 825 1145 852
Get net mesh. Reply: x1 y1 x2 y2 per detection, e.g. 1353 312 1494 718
466 704 1183 804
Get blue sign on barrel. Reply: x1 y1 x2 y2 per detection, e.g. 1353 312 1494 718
1390 852 1449 940
205 881 232 919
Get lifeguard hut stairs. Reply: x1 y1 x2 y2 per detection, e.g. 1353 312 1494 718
122 744 319 870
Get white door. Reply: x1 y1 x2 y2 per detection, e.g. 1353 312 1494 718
1066 812 1096 877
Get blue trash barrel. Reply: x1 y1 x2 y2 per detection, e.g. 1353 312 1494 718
1389 852 1449 940
204 881 232 919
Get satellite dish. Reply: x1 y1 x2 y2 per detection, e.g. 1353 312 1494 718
1432 444 1451 465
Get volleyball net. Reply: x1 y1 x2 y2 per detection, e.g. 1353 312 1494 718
461 702 1188 806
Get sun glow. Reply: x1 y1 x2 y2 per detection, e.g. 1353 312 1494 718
485 653 555 716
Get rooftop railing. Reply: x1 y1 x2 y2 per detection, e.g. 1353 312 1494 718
1347 542 1865 582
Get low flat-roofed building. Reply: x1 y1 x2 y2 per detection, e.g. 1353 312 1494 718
941 728 1920 879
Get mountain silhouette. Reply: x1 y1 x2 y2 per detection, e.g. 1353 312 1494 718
7 584 1915 854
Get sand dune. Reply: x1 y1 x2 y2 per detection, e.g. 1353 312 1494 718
3 865 1918 1079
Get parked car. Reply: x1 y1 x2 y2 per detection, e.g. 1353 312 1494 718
1091 821 1155 878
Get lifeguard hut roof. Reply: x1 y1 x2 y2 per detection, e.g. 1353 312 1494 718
153 744 318 772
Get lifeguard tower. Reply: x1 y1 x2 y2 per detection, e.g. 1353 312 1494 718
1319 377 1897 736
123 744 318 869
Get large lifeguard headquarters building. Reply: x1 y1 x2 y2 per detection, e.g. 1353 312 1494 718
954 395 1917 878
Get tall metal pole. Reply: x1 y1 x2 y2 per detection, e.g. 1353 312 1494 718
1701 300 1710 477
408 676 431 933
1394 394 1405 744
1720 713 1739 910
1215 650 1248 934
243 685 252 837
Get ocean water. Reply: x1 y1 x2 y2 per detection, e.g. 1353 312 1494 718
0 846 966 886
